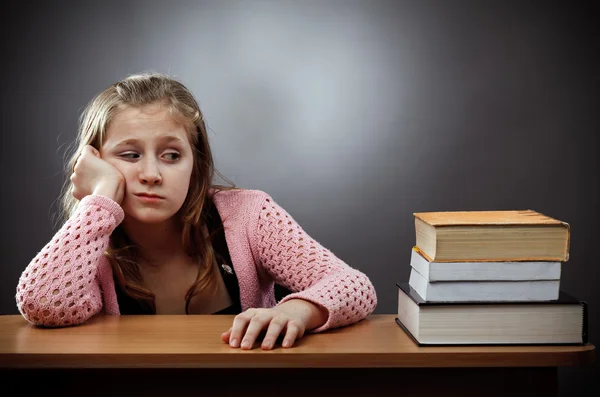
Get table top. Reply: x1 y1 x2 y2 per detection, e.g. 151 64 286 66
0 314 595 368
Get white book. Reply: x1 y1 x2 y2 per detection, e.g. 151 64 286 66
410 248 562 282
409 268 560 302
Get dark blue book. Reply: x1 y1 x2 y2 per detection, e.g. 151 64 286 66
395 282 588 346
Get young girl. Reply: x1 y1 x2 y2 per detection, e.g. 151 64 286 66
15 73 377 350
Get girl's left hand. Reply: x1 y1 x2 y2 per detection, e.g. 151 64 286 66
221 300 327 350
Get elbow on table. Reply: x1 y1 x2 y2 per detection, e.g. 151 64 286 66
16 292 98 328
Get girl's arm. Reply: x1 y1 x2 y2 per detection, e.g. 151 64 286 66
16 194 124 327
249 193 378 333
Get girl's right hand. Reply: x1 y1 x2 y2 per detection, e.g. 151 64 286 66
71 145 125 204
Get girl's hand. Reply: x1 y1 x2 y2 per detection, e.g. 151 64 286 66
221 299 328 350
71 145 125 204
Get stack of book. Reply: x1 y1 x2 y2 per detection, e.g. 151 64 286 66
395 209 588 346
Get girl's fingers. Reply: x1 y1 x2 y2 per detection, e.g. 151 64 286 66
260 318 287 350
281 321 302 348
240 314 272 350
221 327 232 343
226 309 306 350
228 310 255 348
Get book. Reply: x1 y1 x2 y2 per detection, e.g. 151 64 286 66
395 283 588 346
409 247 562 282
413 209 570 262
408 267 560 302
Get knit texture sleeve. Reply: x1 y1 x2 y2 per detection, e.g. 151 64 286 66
15 194 124 327
250 194 377 333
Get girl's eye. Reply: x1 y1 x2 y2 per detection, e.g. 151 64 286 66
164 153 180 161
120 153 140 159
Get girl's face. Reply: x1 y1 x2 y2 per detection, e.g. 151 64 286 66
100 103 195 224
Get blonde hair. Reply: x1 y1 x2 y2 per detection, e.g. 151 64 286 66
57 72 238 312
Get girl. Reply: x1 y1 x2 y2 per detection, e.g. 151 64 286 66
15 73 377 350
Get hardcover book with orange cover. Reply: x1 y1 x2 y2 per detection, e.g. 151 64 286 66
413 210 570 262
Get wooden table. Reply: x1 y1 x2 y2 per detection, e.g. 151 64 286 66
0 314 595 396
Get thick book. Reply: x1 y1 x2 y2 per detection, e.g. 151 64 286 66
413 209 570 262
409 247 561 282
408 267 560 302
395 282 588 346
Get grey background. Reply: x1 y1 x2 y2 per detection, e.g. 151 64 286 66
2 0 598 394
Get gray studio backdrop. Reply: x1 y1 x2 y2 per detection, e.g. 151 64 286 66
2 0 598 393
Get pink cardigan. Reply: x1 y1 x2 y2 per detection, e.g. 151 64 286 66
16 188 377 332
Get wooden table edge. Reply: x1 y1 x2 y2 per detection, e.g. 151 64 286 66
0 347 595 369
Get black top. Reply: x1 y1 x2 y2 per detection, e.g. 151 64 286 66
114 197 242 315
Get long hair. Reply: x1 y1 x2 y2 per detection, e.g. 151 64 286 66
57 72 238 312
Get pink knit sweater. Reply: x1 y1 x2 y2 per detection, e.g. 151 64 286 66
16 188 377 332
